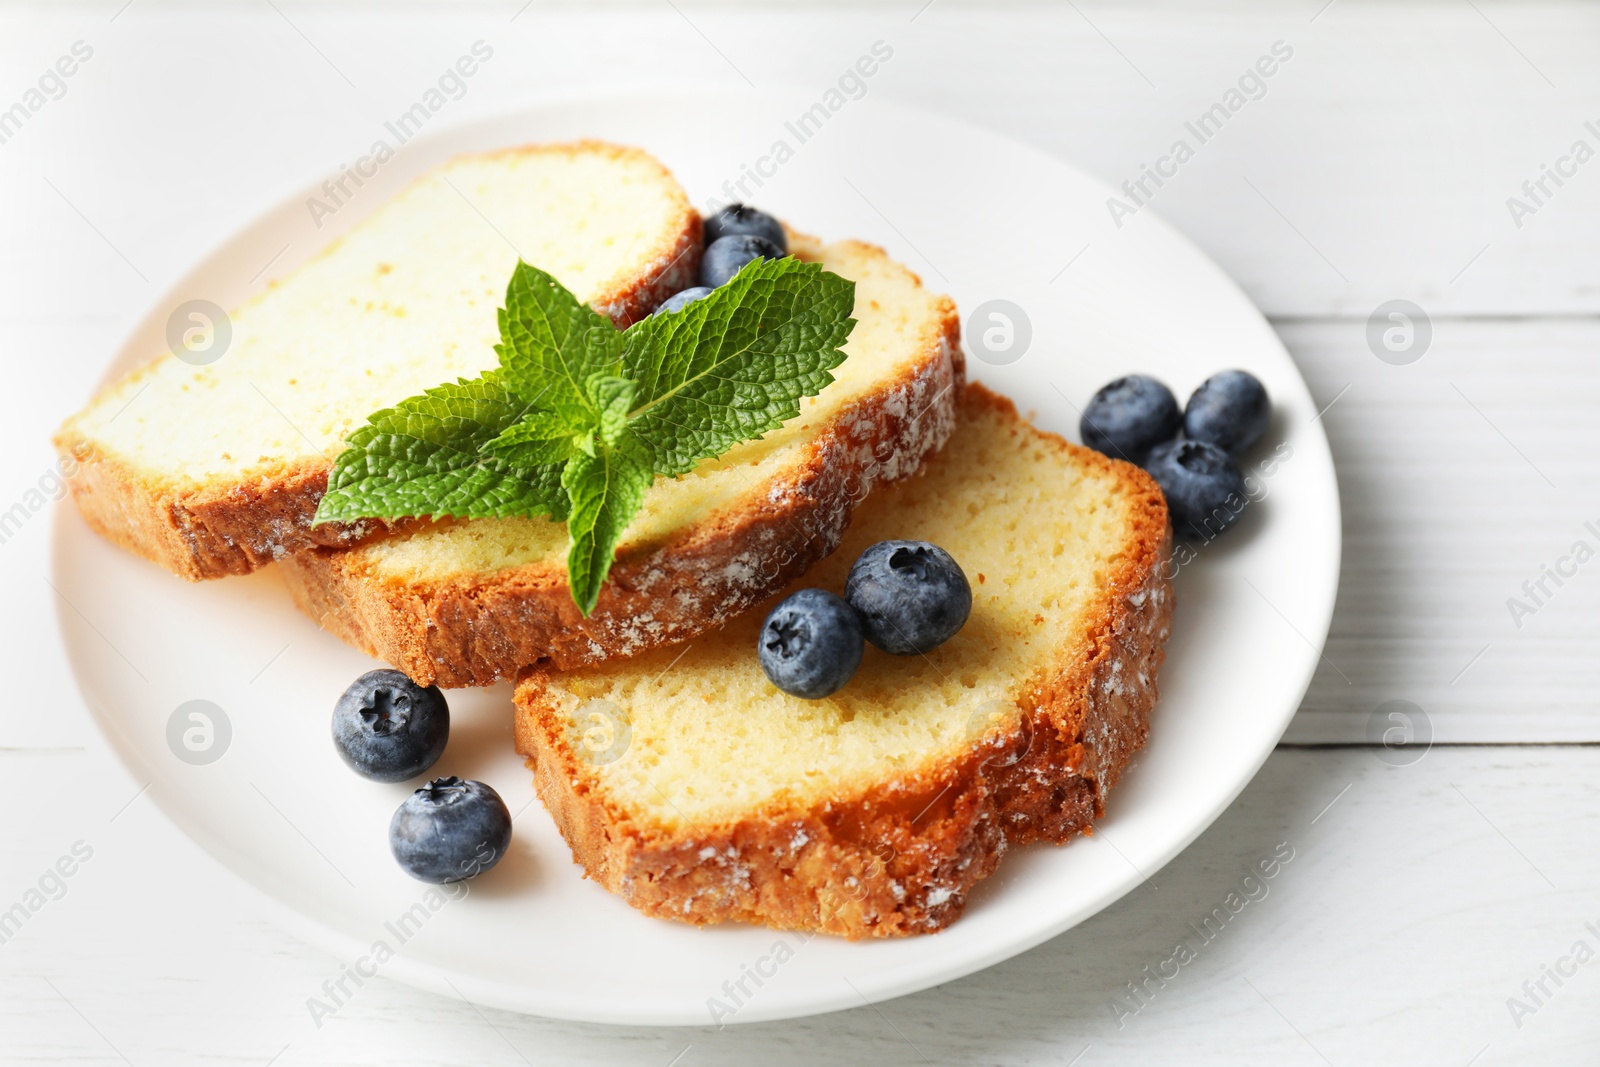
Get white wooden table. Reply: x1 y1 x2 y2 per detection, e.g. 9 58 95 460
4 2 1598 1062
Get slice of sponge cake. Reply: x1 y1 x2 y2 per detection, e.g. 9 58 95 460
513 384 1173 938
278 234 964 687
56 141 701 580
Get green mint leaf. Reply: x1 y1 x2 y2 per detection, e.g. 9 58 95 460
483 410 586 468
585 373 637 446
561 431 655 615
620 256 855 476
314 372 570 523
496 261 623 421
323 256 857 618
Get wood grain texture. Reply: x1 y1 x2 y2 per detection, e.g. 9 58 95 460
1277 317 1600 742
2 745 1597 1065
6 3 1600 322
3 3 1599 1063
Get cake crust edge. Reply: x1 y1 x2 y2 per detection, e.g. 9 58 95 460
54 140 702 581
512 383 1174 939
279 239 965 686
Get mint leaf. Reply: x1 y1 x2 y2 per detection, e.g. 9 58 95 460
484 410 586 468
316 372 570 523
319 255 858 617
585 373 637 446
561 431 654 615
496 261 623 420
620 256 855 475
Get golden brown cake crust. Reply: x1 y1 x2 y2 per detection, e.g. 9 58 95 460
279 265 965 687
512 383 1174 939
54 141 702 582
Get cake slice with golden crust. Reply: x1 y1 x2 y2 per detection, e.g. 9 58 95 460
55 141 701 580
277 234 963 687
513 384 1173 938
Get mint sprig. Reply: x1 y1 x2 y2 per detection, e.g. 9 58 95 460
315 257 856 615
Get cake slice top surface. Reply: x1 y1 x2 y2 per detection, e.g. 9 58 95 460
522 386 1167 831
349 234 955 583
67 142 695 489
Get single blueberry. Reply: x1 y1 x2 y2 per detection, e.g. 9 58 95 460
651 286 714 317
1145 439 1250 541
1080 375 1182 464
1184 370 1271 455
758 588 864 699
845 540 972 656
389 777 512 884
332 669 449 783
700 234 782 288
704 204 787 254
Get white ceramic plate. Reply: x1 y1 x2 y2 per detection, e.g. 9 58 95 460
52 89 1340 1025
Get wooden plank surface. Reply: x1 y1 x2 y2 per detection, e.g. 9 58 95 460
2 744 1596 1065
3 1 1600 321
1279 316 1600 742
4 2 1599 1062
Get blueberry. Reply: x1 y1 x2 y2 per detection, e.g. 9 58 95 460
700 234 782 288
1184 370 1271 455
332 669 449 783
704 204 787 254
758 588 864 699
845 540 972 656
389 777 512 884
652 286 714 317
1080 375 1181 464
1145 439 1249 541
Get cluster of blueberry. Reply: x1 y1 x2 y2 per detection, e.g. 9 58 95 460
652 204 789 316
331 670 512 884
759 540 973 699
1080 370 1271 541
